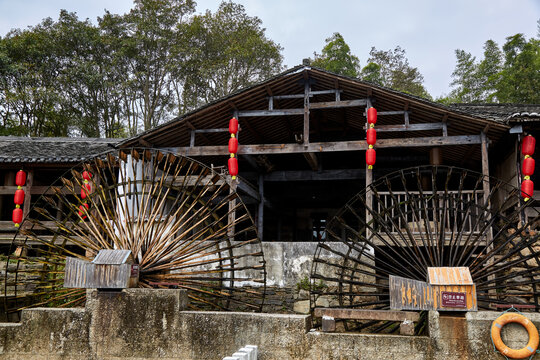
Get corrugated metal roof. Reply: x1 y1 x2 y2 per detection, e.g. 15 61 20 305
92 249 132 264
427 267 473 285
0 137 121 164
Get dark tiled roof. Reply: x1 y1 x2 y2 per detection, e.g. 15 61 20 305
0 137 121 163
450 104 540 123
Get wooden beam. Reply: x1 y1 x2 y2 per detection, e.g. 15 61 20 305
263 169 365 182
303 152 319 171
257 175 264 241
236 179 260 202
309 99 367 110
165 135 482 157
237 109 304 117
303 81 310 144
366 123 446 133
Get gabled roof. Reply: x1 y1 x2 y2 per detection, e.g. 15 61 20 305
0 137 120 164
118 65 510 151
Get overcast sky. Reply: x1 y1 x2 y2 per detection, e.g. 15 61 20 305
0 0 538 98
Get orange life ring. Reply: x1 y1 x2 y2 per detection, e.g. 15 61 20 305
491 312 539 359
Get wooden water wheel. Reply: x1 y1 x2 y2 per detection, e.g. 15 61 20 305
2 148 266 318
311 165 540 333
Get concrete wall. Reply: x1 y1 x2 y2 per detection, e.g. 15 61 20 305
261 242 346 287
1 289 540 359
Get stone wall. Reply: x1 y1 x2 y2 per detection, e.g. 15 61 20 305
0 289 538 360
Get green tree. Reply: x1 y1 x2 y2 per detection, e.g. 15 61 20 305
0 18 72 137
495 34 540 103
448 49 482 103
360 46 431 99
122 0 196 133
180 1 283 110
311 32 360 77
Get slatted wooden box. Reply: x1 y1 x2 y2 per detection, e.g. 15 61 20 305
427 267 477 311
64 249 140 289
390 267 477 312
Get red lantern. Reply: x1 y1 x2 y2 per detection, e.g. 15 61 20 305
522 135 536 156
229 118 239 135
82 171 92 181
228 157 238 178
78 203 89 218
367 107 377 125
12 208 23 225
521 179 534 200
366 148 376 169
14 189 25 205
81 183 92 199
228 137 239 154
523 157 535 177
15 170 26 187
366 128 377 146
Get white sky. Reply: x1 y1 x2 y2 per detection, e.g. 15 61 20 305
0 0 539 98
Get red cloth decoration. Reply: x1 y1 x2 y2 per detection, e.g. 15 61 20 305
228 157 238 179
82 171 92 181
12 208 23 225
228 137 239 154
15 170 26 187
229 118 239 135
81 183 92 200
366 128 377 146
367 107 377 125
522 135 536 156
14 189 24 205
366 148 376 169
523 157 535 177
521 179 534 201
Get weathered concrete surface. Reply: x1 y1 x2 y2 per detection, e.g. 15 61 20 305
0 289 538 360
429 310 540 360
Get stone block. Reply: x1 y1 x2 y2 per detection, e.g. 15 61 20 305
321 316 336 332
400 319 415 335
293 300 311 314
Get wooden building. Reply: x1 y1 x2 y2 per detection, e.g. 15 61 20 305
0 137 119 245
117 65 540 242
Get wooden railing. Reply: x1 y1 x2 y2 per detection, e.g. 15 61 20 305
373 190 485 235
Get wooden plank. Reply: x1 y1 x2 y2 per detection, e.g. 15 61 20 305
368 123 445 133
309 99 367 110
237 109 304 117
313 308 420 322
165 135 482 157
390 275 433 311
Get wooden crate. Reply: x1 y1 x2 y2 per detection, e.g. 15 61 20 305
428 267 477 311
64 250 139 289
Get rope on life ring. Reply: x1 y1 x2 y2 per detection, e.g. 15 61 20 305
491 312 539 359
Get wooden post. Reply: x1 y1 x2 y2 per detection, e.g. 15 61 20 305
227 180 237 240
480 132 491 214
303 80 310 144
365 99 373 239
481 132 495 296
257 175 264 241
23 170 34 220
